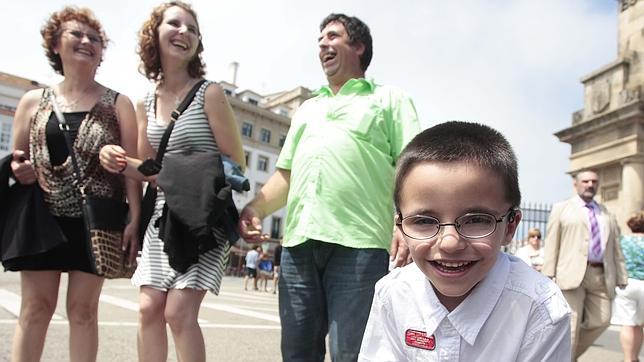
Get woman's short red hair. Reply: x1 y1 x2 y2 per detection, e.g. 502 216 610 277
41 6 108 75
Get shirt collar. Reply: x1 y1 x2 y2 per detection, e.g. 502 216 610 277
421 253 510 346
416 267 448 336
316 78 376 96
575 195 598 210
417 254 509 345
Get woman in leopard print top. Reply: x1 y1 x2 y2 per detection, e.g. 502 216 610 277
8 7 140 361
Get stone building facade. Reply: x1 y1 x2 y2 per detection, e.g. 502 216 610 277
0 72 43 158
220 81 312 243
555 0 644 230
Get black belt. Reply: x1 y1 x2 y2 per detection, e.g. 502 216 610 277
587 262 603 268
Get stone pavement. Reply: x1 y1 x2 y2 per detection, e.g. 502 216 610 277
0 271 640 361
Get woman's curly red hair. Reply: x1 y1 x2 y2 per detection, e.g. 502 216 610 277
137 1 205 81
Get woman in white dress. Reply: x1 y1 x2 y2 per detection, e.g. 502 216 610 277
515 228 545 271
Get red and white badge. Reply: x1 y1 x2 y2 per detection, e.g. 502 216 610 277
405 329 436 350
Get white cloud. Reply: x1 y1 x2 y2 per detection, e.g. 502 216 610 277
0 0 619 203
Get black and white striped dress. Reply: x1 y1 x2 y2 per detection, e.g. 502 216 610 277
132 80 229 294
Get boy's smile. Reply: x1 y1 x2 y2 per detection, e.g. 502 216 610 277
398 161 520 311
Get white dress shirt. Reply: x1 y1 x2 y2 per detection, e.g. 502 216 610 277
359 253 571 361
579 198 606 263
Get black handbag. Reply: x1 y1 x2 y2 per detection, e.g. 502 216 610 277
51 94 134 279
0 153 67 267
138 79 206 245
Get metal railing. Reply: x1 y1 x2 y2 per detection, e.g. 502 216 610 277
505 202 552 254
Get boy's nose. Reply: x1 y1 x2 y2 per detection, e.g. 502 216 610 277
436 226 467 251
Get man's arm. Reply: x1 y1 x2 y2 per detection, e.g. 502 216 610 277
542 203 564 279
611 216 629 287
387 88 420 161
238 168 291 242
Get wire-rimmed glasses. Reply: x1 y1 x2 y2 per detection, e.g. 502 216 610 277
396 209 517 240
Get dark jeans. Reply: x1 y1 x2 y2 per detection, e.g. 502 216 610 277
279 240 388 362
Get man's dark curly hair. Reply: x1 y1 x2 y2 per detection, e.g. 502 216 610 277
320 13 373 71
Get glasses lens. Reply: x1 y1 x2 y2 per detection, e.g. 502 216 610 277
69 30 83 39
457 214 496 238
87 34 102 44
402 215 439 239
66 30 102 44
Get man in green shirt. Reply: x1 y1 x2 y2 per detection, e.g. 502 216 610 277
239 13 420 361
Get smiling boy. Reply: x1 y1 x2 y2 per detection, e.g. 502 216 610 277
359 121 571 361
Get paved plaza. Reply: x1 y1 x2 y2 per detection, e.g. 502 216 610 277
0 271 640 361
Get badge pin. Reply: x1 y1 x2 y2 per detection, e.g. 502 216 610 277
405 329 436 350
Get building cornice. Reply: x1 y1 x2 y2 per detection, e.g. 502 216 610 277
0 71 43 90
580 58 628 83
555 100 644 143
569 134 638 160
620 0 640 12
227 96 291 126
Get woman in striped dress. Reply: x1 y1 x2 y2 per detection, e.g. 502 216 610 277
99 2 245 361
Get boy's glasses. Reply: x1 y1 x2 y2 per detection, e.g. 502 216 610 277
396 209 516 240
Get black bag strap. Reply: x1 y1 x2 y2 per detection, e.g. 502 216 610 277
155 79 207 163
50 90 86 196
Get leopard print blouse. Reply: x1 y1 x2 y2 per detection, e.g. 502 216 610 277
29 87 126 217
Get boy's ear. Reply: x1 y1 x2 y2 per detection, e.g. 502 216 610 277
502 209 522 246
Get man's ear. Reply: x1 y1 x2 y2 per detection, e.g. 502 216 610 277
502 209 522 246
353 42 365 57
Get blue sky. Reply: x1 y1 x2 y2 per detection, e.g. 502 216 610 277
0 0 619 203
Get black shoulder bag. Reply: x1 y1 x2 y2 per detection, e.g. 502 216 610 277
138 79 207 245
51 91 134 278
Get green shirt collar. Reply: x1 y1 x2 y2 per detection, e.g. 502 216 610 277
316 78 376 96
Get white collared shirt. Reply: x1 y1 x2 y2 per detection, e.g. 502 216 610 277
359 253 571 362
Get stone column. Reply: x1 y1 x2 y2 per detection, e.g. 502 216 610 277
620 157 644 229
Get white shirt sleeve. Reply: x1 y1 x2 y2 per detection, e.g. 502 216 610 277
516 302 571 361
358 290 405 362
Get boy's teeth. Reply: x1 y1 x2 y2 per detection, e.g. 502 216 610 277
437 261 471 268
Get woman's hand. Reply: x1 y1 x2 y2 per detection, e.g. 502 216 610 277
122 221 139 267
100 145 127 174
10 150 37 184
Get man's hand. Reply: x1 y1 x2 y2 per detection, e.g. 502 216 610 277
10 150 37 185
239 205 268 243
389 226 412 268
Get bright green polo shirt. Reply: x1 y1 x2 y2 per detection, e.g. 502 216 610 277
276 78 420 250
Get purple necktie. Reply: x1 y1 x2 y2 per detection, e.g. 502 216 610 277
585 204 602 259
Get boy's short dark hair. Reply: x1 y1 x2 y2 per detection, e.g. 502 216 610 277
320 13 373 71
394 121 521 210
